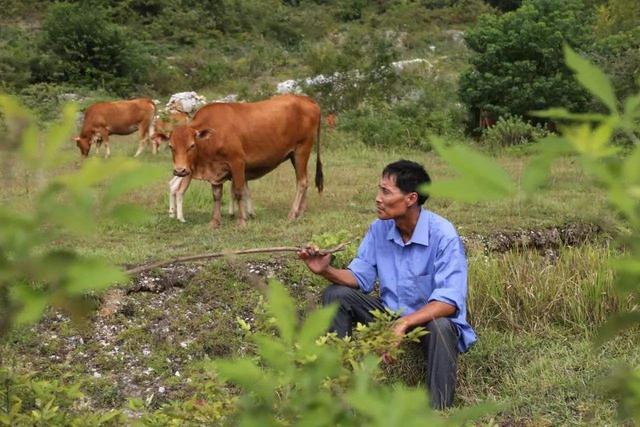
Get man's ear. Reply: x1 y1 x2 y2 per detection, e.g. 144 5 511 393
406 191 419 207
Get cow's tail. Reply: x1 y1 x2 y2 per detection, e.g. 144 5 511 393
315 114 324 193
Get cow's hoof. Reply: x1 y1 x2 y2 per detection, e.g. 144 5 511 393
209 220 221 229
237 220 247 229
169 212 176 218
178 218 186 223
287 212 298 221
248 212 256 219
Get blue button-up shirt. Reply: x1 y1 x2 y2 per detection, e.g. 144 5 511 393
347 208 477 352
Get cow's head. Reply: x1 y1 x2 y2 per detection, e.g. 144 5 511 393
74 136 91 157
169 126 213 177
151 131 171 153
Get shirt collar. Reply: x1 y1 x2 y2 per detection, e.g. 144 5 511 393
386 208 430 247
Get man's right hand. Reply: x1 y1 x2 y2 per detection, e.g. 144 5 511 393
297 245 332 275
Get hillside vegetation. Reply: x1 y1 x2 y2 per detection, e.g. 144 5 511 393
1 0 640 425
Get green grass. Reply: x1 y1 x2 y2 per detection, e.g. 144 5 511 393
3 129 612 266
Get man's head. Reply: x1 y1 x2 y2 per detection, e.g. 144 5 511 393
375 160 431 220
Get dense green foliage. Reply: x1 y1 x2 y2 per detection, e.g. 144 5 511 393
459 0 594 124
34 3 151 95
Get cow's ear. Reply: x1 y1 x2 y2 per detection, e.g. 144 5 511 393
196 128 214 140
74 136 80 142
156 132 170 142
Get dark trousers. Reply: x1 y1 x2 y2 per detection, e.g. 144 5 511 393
322 284 459 410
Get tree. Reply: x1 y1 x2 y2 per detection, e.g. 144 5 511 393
33 2 150 94
459 0 594 126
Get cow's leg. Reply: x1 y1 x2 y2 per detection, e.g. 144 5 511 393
245 182 255 218
97 128 110 159
289 146 312 220
169 176 182 218
228 186 236 217
229 162 247 228
152 136 159 155
134 139 145 157
134 118 152 157
175 176 192 223
229 182 254 218
210 183 223 229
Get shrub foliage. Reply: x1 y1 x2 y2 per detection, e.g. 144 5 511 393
459 0 594 123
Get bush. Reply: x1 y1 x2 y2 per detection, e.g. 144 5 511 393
459 0 594 126
303 30 400 112
0 27 36 91
480 115 549 149
335 0 366 21
590 28 640 102
593 0 640 36
34 2 151 95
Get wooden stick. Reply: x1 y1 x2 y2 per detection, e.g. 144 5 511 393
125 241 352 276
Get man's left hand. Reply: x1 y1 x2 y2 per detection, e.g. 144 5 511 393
382 319 410 365
392 318 409 342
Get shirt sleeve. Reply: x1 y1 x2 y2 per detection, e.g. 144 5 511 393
347 225 377 293
428 237 467 314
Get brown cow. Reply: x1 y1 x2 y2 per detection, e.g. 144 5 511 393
151 110 189 154
326 112 336 130
168 94 323 228
74 98 156 158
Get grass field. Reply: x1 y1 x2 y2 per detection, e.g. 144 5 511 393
1 130 636 425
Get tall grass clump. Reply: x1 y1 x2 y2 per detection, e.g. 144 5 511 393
480 115 550 150
468 244 626 333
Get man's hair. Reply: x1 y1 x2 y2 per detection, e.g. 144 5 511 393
382 160 431 205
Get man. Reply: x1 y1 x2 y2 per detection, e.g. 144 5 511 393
298 160 476 409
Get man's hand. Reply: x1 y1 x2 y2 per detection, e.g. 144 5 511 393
382 318 410 365
297 244 332 275
392 318 410 340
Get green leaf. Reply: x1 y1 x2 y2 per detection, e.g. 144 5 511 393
596 312 640 346
215 359 275 401
623 144 640 185
42 103 78 166
20 124 40 164
65 258 126 295
266 279 297 345
252 334 292 374
297 304 337 351
530 108 608 122
10 284 49 325
623 94 640 124
108 203 149 224
564 44 618 114
103 163 165 202
424 137 515 202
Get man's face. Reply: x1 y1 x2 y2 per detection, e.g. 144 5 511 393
375 174 416 220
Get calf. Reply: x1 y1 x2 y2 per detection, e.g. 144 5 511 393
151 110 189 154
